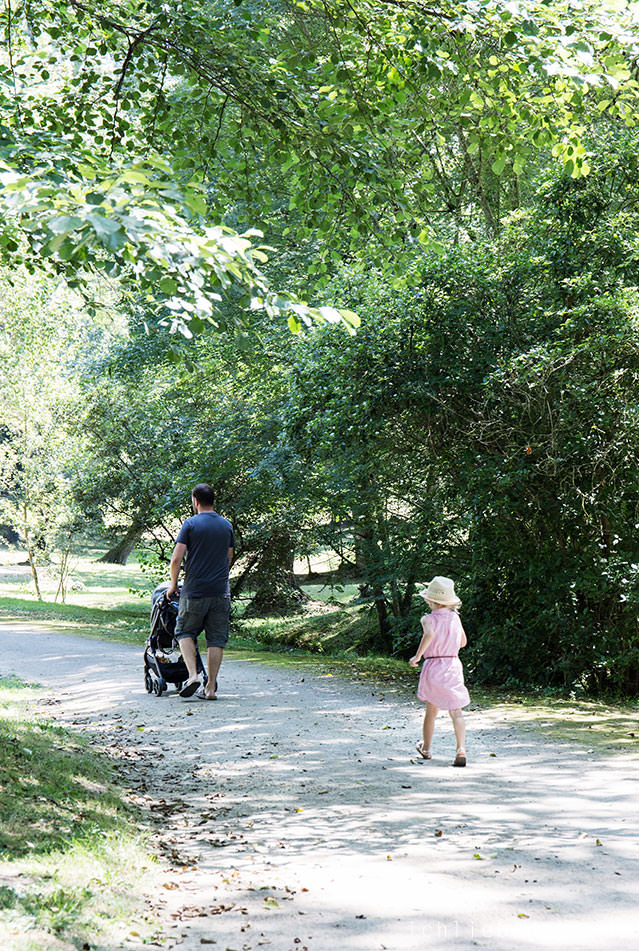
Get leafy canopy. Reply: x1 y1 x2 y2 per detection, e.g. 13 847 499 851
1 0 638 319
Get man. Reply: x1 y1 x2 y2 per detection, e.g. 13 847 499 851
167 483 234 699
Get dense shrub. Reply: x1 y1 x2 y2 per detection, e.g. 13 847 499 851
287 159 639 693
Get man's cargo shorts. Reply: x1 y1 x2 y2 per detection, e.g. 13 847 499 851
175 595 230 648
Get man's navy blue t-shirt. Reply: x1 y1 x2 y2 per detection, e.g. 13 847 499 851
176 512 235 598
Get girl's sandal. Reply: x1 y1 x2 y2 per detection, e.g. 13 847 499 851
416 742 432 760
453 750 466 767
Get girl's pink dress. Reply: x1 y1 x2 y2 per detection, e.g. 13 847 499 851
417 608 470 709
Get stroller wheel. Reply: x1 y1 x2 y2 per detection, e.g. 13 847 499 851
153 679 161 696
144 672 153 694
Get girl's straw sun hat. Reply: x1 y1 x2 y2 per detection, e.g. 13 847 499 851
418 576 461 607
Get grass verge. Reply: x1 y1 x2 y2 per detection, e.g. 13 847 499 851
0 676 159 951
0 596 147 646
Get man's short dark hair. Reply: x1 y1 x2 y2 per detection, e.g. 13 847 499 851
192 483 216 506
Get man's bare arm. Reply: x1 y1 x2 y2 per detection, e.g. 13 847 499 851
168 542 187 596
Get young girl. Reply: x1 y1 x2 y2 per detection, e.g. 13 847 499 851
409 576 470 767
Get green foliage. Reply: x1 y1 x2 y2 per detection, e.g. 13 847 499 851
2 0 639 306
0 268 95 596
458 162 639 694
3 2 639 694
0 1 363 332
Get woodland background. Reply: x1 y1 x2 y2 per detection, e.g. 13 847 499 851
2 0 639 693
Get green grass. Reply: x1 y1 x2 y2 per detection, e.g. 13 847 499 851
0 546 151 605
477 692 639 755
0 595 148 645
0 677 160 951
0 549 149 645
233 601 379 653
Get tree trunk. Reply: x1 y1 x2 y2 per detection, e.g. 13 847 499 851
22 500 42 601
372 586 393 652
99 523 143 565
245 529 307 617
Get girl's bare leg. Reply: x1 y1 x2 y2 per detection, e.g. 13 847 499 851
449 708 466 753
422 702 439 752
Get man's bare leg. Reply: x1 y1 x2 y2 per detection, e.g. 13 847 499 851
179 636 200 685
206 647 223 698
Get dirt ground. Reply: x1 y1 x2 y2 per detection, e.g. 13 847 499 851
1 621 638 951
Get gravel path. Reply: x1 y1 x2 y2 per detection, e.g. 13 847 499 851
1 621 638 951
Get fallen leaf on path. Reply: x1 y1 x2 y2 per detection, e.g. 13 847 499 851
434 830 443 837
473 853 484 860
517 913 530 919
596 839 603 846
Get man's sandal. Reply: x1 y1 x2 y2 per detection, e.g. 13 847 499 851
179 679 201 698
453 750 467 767
416 742 432 760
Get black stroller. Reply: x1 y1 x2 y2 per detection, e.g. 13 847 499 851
144 582 208 697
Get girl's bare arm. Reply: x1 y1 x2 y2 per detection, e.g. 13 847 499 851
459 622 467 649
409 616 434 666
